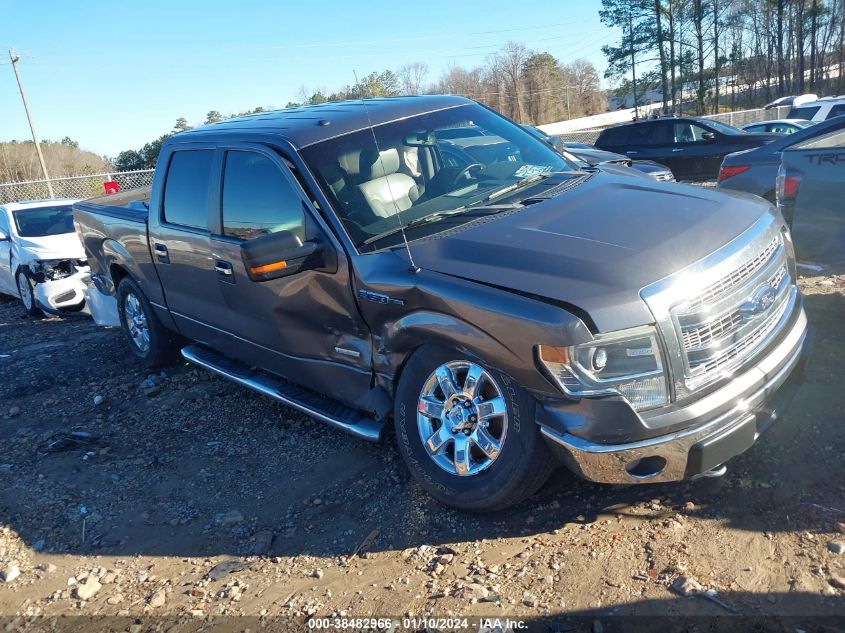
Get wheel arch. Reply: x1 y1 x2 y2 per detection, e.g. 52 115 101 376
375 308 576 400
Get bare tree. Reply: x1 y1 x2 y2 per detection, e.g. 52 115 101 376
397 62 429 95
489 42 531 121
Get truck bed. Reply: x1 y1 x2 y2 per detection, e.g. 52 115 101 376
74 186 151 223
72 186 165 305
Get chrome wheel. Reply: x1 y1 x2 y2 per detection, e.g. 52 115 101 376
416 360 508 477
123 292 150 353
17 273 33 311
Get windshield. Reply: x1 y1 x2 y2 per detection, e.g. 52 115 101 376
300 103 578 251
13 205 75 237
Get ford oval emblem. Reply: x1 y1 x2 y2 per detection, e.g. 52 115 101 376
742 285 777 318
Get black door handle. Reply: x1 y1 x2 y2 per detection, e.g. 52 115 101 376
153 243 169 264
214 260 235 282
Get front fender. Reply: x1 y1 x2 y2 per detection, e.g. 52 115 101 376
369 270 594 398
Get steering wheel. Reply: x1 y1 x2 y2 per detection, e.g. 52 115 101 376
451 163 484 186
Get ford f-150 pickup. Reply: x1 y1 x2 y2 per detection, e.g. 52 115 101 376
74 96 812 511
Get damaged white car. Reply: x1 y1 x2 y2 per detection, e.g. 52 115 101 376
0 199 89 316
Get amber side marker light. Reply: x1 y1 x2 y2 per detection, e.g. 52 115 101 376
538 345 569 364
250 260 287 275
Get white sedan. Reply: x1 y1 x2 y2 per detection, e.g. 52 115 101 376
0 198 89 315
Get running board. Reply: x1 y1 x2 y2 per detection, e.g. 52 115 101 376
180 344 384 442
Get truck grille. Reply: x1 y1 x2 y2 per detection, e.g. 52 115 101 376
686 236 779 312
671 231 794 390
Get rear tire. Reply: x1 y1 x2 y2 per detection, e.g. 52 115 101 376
394 346 555 512
116 277 178 367
16 270 41 317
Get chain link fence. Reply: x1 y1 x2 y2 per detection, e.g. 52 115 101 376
555 105 793 145
556 129 605 145
0 169 154 205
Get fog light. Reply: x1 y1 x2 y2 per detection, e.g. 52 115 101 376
625 456 667 479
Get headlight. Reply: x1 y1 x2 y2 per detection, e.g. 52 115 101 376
537 325 670 411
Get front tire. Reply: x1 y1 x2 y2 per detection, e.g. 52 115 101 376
16 270 40 317
394 346 555 512
117 277 178 367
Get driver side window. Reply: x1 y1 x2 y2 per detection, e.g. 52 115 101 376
221 151 305 242
673 123 710 143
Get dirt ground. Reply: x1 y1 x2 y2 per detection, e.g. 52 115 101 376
0 267 844 632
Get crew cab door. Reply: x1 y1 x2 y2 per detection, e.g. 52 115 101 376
616 122 675 170
147 147 229 347
208 145 372 406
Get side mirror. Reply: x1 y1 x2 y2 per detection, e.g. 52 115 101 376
240 229 326 282
701 131 716 142
0 231 8 241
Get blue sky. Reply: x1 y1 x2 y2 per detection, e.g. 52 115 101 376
0 0 616 158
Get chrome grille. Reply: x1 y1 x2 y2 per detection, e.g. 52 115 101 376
681 311 743 350
672 231 795 390
680 263 788 352
696 296 790 376
640 215 800 402
686 236 780 312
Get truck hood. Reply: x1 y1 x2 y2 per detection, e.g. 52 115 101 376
14 233 86 263
410 173 769 332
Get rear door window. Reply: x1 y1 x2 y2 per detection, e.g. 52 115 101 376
619 124 655 146
788 105 821 120
744 124 765 133
826 104 845 120
600 128 627 146
221 151 305 242
162 150 215 229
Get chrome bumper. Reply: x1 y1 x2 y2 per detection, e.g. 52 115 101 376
541 305 809 484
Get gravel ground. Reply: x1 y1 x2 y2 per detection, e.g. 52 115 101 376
0 267 843 631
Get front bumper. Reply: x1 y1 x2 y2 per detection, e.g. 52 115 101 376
540 305 811 484
33 270 89 313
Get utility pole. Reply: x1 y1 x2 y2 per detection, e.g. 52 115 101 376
562 84 580 120
8 48 54 196
628 9 639 119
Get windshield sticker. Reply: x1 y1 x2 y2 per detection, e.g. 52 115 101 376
514 164 553 178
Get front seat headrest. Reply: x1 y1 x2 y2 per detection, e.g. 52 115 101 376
338 150 362 178
361 148 401 180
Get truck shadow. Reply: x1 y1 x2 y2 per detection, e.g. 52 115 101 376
0 291 842 561
523 591 845 631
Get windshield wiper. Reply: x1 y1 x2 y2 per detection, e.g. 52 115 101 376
362 205 518 246
485 173 550 202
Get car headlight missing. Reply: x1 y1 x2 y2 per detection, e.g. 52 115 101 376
33 259 75 280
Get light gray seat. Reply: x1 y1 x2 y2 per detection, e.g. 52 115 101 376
357 149 422 218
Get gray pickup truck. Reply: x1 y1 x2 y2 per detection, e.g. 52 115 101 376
74 96 811 511
777 127 845 262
